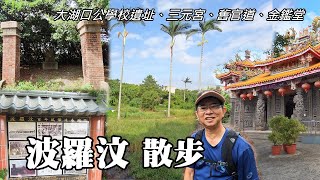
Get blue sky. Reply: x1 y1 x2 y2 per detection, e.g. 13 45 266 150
109 0 320 90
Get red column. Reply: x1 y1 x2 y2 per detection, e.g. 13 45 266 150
0 115 8 172
88 115 105 180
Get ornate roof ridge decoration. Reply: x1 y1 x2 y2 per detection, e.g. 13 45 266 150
253 44 320 66
215 71 241 79
0 90 107 116
218 43 320 72
226 62 320 90
235 59 255 67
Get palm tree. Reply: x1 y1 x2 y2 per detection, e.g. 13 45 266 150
110 19 145 120
182 77 192 102
186 19 222 91
160 21 191 117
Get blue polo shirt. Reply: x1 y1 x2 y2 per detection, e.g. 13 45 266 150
190 128 259 180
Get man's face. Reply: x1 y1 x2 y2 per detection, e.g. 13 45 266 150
195 97 227 129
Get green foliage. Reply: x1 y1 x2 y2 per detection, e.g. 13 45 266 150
3 80 100 94
0 0 109 65
268 115 286 131
141 90 160 110
268 132 283 145
141 75 161 92
264 32 290 58
268 115 306 145
5 80 61 91
281 118 306 145
0 168 7 180
109 75 199 111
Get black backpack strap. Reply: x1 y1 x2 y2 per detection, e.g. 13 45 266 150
194 128 204 141
222 129 239 179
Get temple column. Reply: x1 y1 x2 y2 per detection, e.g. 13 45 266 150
255 93 265 130
292 88 304 121
88 115 105 180
0 115 8 178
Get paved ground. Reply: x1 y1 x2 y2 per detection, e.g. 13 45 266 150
246 131 320 180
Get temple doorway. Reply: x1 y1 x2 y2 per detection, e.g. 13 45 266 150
285 94 295 118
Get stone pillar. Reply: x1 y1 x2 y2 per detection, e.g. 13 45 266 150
88 115 105 180
1 21 22 84
0 115 8 174
255 93 265 130
77 21 105 89
292 88 304 120
42 47 58 70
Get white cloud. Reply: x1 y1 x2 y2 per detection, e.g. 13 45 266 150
111 51 121 59
127 33 143 40
126 48 139 59
175 51 199 64
216 1 273 33
204 30 273 68
143 36 166 46
121 34 200 64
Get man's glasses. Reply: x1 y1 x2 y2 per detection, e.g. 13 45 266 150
197 104 222 112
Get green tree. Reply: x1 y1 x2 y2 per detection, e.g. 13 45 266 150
182 77 192 102
141 75 160 91
160 20 191 117
141 90 160 110
110 17 145 120
264 32 290 58
0 0 109 65
186 18 222 90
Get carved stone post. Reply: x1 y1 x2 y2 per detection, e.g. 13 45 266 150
255 93 265 130
292 88 304 120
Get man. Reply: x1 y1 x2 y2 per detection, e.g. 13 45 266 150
184 90 259 180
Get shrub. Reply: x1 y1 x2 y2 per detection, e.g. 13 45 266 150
141 90 160 110
268 131 283 145
129 98 142 107
268 115 306 145
281 118 306 145
0 169 7 180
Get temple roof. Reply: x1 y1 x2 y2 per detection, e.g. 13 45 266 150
235 59 255 67
216 71 241 79
253 45 320 66
217 44 320 76
226 62 320 90
0 90 107 116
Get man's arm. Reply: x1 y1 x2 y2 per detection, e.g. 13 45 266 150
237 147 259 180
184 167 194 180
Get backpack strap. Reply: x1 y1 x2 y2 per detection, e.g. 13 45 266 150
193 128 239 179
194 128 204 141
222 129 239 180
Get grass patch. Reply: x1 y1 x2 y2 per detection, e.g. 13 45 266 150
106 106 197 180
3 79 103 94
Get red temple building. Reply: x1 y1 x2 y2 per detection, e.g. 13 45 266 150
216 25 320 130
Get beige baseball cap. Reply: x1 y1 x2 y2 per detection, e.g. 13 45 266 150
195 90 225 106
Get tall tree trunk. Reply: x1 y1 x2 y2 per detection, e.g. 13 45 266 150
199 34 204 91
117 32 126 120
168 43 173 118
